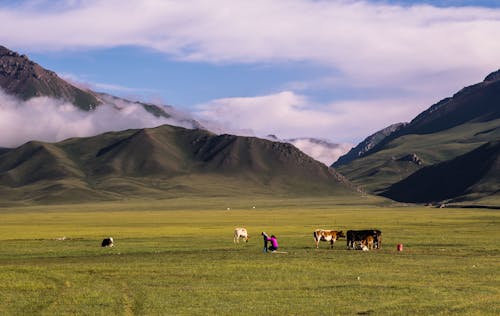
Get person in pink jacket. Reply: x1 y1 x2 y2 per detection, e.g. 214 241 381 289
262 232 278 252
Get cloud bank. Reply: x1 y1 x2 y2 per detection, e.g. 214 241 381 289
1 0 499 81
0 89 185 148
194 91 428 143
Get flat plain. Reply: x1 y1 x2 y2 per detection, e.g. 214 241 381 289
0 197 498 315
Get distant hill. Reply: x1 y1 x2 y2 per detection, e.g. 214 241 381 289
333 70 500 204
333 123 407 167
0 124 358 203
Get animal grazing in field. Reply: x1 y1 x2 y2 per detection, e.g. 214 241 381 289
346 230 382 250
233 227 249 243
313 229 345 248
101 237 114 247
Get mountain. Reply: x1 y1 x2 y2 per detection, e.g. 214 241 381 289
380 141 499 203
333 70 500 204
0 45 203 127
0 124 358 203
333 123 407 167
0 45 101 111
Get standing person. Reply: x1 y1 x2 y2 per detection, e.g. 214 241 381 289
262 232 279 252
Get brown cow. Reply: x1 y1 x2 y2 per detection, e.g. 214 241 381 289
313 229 345 249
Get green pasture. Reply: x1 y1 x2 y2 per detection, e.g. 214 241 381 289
0 197 498 315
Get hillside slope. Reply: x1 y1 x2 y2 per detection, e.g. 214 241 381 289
334 70 500 203
0 125 358 203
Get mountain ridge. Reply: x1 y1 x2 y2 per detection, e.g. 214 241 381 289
334 69 500 204
0 124 359 203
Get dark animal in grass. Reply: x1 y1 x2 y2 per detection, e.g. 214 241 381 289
101 237 114 247
347 230 382 249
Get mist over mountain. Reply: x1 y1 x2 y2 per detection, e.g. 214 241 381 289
284 138 351 166
0 45 204 148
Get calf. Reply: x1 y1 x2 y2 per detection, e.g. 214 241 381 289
101 237 114 247
234 227 249 243
313 229 345 249
361 235 375 250
347 230 382 249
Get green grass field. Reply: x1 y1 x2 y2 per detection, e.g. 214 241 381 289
0 197 498 315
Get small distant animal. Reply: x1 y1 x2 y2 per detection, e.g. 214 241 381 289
233 227 249 243
101 237 114 247
313 229 345 249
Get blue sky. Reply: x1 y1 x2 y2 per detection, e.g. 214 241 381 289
1 0 499 145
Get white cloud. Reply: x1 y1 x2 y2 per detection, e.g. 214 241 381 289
286 138 352 166
1 0 499 81
194 90 429 143
0 89 194 148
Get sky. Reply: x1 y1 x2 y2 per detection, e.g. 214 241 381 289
0 0 499 150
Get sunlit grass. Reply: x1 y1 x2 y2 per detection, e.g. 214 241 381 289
0 197 498 315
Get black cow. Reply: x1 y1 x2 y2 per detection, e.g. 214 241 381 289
346 230 382 249
101 237 114 247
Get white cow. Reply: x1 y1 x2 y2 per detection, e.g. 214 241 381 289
233 228 249 243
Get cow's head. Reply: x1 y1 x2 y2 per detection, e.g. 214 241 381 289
337 231 346 238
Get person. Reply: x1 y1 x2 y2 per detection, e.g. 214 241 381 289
262 232 278 252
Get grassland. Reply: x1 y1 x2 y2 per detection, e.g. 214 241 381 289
0 197 498 315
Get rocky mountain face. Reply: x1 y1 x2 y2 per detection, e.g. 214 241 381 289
0 45 101 110
0 124 358 203
333 123 407 167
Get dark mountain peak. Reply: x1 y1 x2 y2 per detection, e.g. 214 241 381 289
484 69 500 82
0 45 101 110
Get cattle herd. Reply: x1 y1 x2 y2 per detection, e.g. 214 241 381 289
235 228 382 251
100 228 381 251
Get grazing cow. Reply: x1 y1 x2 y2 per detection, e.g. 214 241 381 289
346 230 382 249
233 227 249 243
313 229 345 249
101 237 114 247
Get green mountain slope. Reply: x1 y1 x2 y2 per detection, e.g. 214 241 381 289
0 125 358 203
380 141 499 203
334 70 500 204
